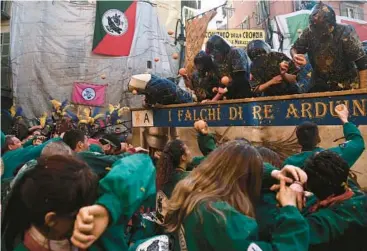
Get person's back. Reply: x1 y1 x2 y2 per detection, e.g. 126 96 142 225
284 105 365 168
302 151 367 251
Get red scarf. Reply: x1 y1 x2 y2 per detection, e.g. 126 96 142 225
309 188 354 213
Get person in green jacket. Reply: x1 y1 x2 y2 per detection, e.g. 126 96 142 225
128 140 193 246
71 154 157 251
302 150 367 251
162 141 309 251
283 104 365 168
1 134 61 180
1 155 98 251
156 139 192 198
194 120 216 156
63 130 130 178
260 151 367 251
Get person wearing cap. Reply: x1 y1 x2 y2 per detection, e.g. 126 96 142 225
247 40 300 96
63 130 130 179
128 74 193 106
291 2 367 92
283 104 365 169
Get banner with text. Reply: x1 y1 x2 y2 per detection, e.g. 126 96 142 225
204 29 265 48
132 92 367 127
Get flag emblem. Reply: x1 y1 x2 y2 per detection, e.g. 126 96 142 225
82 88 96 101
102 9 128 37
72 82 108 106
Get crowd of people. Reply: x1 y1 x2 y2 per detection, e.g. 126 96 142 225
1 102 366 251
1 2 367 251
189 2 367 101
128 2 367 107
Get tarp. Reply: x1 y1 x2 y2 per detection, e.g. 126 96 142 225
271 10 367 57
10 1 179 118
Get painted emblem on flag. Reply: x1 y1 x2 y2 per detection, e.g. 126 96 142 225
72 82 107 106
82 88 96 101
102 9 128 36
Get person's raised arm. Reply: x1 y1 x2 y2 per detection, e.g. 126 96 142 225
329 104 365 167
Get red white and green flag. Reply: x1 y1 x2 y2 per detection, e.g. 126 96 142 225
92 0 137 56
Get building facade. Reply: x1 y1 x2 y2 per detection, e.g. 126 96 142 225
1 0 12 109
228 0 367 30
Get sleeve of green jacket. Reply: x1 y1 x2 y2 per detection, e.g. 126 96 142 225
96 154 156 225
328 122 365 168
261 162 279 190
20 137 61 164
1 131 6 148
197 133 216 156
200 202 309 251
305 194 367 245
22 137 35 148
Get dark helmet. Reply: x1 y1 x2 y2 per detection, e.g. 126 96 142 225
194 50 213 71
246 40 272 61
309 3 336 34
206 35 231 55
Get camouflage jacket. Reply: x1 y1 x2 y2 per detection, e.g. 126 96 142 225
292 24 365 91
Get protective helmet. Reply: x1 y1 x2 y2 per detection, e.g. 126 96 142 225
194 50 213 71
246 40 272 61
206 35 231 56
309 3 336 34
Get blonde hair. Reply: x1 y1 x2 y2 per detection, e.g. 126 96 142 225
164 141 263 232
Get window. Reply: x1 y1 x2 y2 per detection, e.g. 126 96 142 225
294 0 316 11
1 0 11 20
256 0 270 25
239 16 250 29
347 7 356 19
1 32 11 90
182 6 197 21
341 3 364 20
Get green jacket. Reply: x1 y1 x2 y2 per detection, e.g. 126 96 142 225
76 151 130 177
1 130 5 149
92 154 156 251
1 138 61 180
181 202 309 251
161 170 190 198
258 164 367 250
89 143 104 154
197 133 216 156
283 122 365 168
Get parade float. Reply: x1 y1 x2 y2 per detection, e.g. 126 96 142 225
7 1 367 187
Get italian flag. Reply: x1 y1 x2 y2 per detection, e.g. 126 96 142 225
92 0 137 56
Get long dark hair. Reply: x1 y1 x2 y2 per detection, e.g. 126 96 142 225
256 146 282 168
156 140 186 191
1 155 98 250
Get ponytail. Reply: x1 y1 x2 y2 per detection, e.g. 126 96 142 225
156 140 185 190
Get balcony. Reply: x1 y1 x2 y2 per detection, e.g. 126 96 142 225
1 0 11 20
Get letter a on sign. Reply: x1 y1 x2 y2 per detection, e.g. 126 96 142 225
132 110 154 127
